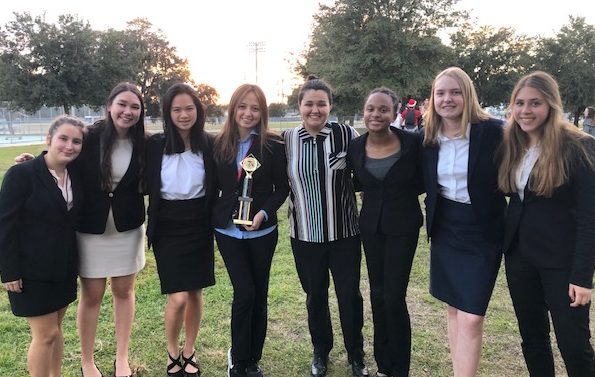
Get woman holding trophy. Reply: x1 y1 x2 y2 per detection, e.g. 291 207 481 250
212 84 289 377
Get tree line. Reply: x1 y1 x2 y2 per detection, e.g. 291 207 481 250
0 13 223 120
292 0 594 125
1 2 594 125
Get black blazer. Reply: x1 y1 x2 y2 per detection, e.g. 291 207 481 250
145 132 217 247
421 118 506 244
503 138 595 288
0 153 82 283
348 127 423 236
73 125 145 234
212 134 289 229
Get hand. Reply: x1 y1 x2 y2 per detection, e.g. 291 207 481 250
14 153 34 164
243 211 265 231
3 279 23 293
569 284 592 307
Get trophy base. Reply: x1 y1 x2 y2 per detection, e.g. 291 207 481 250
233 219 253 226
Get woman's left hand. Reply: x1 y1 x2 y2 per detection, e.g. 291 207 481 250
569 284 592 307
243 211 265 231
3 279 23 293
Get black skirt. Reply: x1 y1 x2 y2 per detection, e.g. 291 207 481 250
152 197 215 294
429 196 502 316
8 276 77 317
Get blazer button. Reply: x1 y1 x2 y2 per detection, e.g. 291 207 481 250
108 192 114 198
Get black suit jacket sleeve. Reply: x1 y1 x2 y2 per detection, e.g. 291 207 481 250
0 163 30 282
570 144 595 287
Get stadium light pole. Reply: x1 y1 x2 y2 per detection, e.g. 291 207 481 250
248 41 266 84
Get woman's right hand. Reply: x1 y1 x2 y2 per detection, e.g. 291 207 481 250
14 153 34 164
3 279 23 293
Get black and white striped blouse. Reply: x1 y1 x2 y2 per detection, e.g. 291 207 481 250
284 122 360 242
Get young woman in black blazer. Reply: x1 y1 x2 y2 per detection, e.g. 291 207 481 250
498 71 595 376
212 84 289 377
75 83 147 377
421 67 506 377
145 83 216 377
348 88 423 377
0 115 85 377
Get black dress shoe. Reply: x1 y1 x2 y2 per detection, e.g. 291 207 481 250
350 360 369 377
311 353 328 377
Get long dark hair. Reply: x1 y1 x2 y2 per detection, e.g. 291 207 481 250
162 83 207 155
89 82 146 191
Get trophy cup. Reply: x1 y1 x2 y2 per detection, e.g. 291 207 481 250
233 154 261 226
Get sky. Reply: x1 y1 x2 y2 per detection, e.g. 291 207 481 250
1 0 593 104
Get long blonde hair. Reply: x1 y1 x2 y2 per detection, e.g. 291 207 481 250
423 67 490 146
498 71 594 197
214 84 277 164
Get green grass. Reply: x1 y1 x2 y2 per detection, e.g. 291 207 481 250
0 144 591 376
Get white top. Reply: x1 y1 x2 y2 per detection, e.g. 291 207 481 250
515 145 540 201
437 125 471 204
49 168 73 210
160 150 206 200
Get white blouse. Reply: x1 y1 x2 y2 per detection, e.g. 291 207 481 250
515 145 540 201
437 126 471 204
160 150 206 200
49 168 73 210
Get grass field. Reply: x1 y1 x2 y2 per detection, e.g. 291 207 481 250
0 144 591 377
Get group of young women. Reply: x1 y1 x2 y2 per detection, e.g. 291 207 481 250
0 67 593 377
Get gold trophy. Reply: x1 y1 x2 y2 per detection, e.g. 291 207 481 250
233 154 261 226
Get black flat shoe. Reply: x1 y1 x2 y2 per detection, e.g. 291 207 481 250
311 353 328 377
350 359 369 377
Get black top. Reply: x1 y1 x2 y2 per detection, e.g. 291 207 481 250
0 153 83 283
72 125 145 234
212 134 289 230
503 137 595 288
348 127 423 236
421 118 506 244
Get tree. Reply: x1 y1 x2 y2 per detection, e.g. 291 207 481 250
195 83 222 117
450 23 533 106
297 0 465 119
0 12 100 113
268 103 287 117
125 18 194 118
534 16 595 125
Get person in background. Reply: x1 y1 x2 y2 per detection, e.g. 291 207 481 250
213 84 289 377
582 106 595 136
76 82 147 377
421 67 506 377
400 99 421 133
284 76 368 377
0 115 85 377
145 83 216 377
348 87 423 377
498 71 595 376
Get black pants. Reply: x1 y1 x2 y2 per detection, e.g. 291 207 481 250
505 249 595 377
362 230 419 377
291 235 365 362
216 229 278 363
